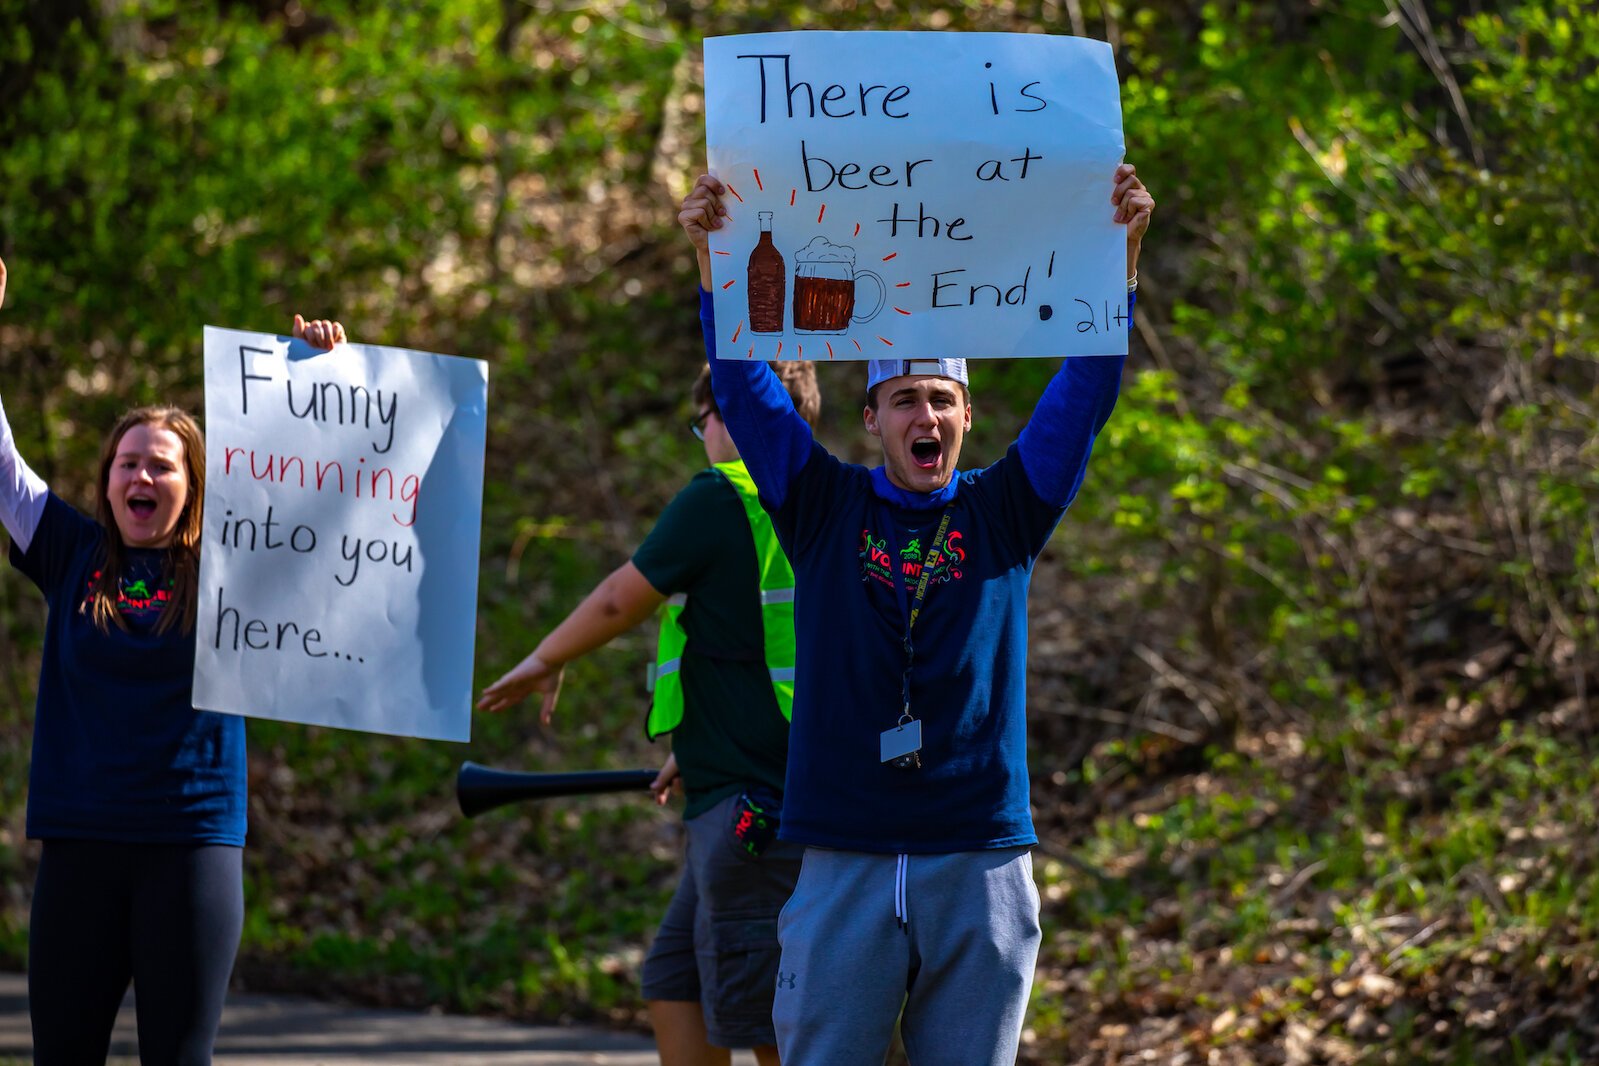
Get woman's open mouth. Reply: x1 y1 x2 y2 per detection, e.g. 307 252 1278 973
127 496 157 518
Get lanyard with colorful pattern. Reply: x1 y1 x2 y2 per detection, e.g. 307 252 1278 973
889 503 956 723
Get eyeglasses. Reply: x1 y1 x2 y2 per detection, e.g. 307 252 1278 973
688 410 715 441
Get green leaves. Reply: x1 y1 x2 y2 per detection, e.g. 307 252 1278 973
3 1 1599 1059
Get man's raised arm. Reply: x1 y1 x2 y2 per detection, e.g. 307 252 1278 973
1017 163 1155 508
679 174 813 510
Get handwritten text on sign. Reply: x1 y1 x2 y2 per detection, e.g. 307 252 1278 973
705 31 1127 361
194 327 487 742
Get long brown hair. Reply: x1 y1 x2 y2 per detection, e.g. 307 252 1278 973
88 406 206 635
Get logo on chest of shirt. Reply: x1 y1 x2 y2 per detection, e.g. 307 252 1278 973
81 570 173 619
858 525 968 589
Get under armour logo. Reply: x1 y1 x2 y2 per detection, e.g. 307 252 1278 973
776 971 797 990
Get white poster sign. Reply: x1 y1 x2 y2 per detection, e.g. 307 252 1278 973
194 326 487 742
705 31 1127 361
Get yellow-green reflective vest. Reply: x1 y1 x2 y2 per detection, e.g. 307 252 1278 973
645 460 796 740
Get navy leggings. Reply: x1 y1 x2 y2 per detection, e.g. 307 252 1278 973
29 839 244 1065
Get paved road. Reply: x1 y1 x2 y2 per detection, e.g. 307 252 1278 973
0 972 756 1065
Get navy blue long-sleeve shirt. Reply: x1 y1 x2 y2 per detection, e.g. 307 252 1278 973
702 288 1128 852
11 494 246 845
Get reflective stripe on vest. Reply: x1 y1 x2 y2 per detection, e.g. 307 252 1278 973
646 460 797 739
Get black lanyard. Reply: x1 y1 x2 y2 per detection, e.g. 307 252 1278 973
887 503 956 721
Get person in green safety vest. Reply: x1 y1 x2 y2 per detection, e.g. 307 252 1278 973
478 360 820 1066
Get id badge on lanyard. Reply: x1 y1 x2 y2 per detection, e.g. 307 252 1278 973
881 714 923 770
879 503 955 771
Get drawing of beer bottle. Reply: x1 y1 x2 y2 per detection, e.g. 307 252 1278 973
747 210 785 334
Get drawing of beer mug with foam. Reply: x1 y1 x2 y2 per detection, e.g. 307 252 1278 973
791 237 887 335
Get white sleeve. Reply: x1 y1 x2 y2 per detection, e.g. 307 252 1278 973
0 391 48 554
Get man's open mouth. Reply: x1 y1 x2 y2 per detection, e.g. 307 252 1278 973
911 437 942 469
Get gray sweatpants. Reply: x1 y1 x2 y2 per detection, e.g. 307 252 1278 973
772 847 1041 1066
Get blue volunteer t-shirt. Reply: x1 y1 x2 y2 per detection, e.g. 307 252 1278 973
701 285 1128 855
9 493 246 845
769 444 1063 852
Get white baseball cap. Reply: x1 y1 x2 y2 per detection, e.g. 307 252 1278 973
865 358 970 392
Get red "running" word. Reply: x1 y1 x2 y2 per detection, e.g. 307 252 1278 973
221 446 420 527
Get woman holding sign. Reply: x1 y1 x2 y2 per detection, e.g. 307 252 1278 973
0 255 343 1065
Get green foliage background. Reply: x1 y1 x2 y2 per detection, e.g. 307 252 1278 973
2 1 1596 1061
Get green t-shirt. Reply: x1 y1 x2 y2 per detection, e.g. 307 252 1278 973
632 469 789 819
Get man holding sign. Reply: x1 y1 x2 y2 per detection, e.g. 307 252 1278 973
684 30 1153 1063
682 156 1151 1064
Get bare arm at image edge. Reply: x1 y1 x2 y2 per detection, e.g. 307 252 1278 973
477 560 667 722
